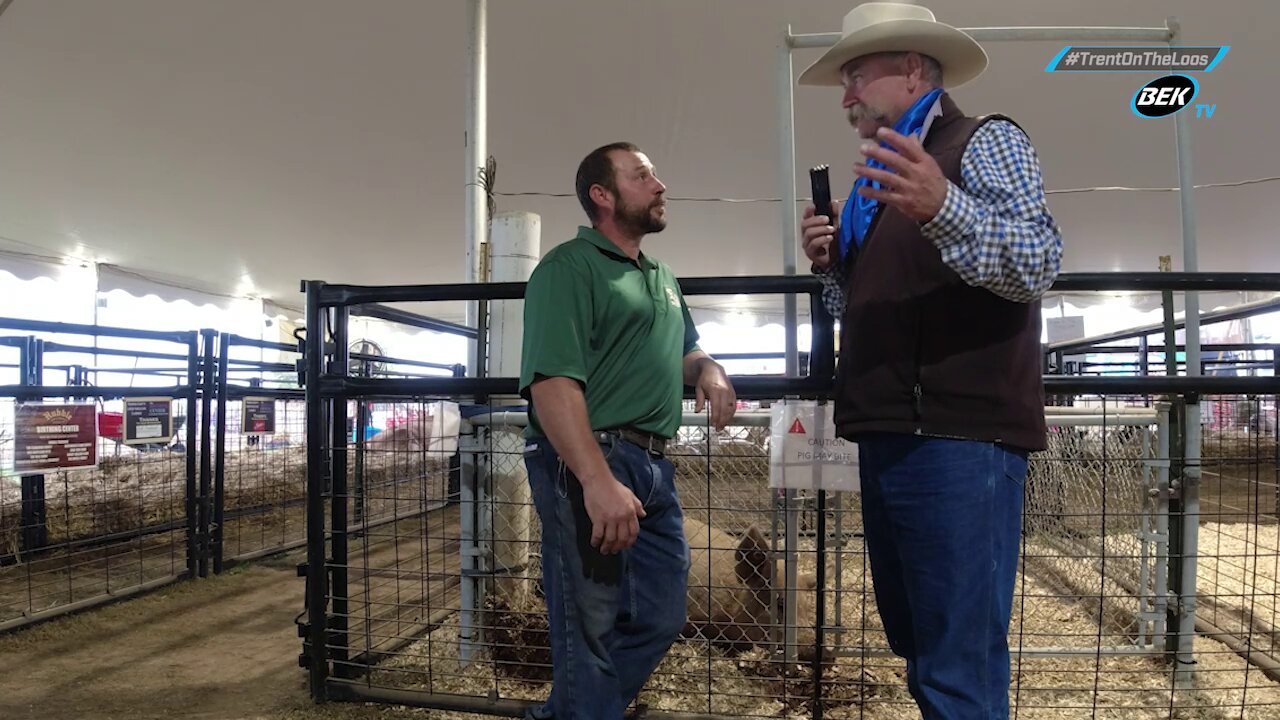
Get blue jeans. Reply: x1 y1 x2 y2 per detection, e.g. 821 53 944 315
857 432 1028 720
523 433 691 720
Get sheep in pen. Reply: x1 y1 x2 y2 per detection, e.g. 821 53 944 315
332 403 1280 720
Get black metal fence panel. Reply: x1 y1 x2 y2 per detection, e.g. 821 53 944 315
297 274 1280 719
0 323 201 632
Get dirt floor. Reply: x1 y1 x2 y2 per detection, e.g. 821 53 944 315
0 547 500 720
0 520 500 720
3 524 1280 720
0 424 1273 720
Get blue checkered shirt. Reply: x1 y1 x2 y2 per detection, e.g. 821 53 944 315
816 117 1063 319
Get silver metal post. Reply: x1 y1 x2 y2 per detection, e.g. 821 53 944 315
1176 403 1201 688
464 0 488 377
1139 424 1152 648
458 425 481 664
1168 15 1201 689
778 27 801 668
779 28 799 379
1153 404 1171 647
1169 18 1200 378
787 25 1171 49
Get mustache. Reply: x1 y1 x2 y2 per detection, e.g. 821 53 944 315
847 104 887 124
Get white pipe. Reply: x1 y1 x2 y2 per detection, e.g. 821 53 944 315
778 28 799 379
1171 20 1201 379
463 0 488 377
486 212 538 604
488 213 540 380
1041 406 1155 415
1176 402 1202 688
787 26 1171 49
1045 415 1158 427
1153 404 1171 648
1168 15 1202 690
1138 426 1152 648
836 643 1161 658
458 434 479 665
467 410 1156 429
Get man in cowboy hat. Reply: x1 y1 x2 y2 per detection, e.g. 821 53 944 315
798 3 1062 718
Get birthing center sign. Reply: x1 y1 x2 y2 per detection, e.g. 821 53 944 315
768 400 858 492
13 403 98 473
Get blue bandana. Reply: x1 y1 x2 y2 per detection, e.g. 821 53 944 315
839 88 944 258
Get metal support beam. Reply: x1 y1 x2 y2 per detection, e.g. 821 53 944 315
778 26 800 380
464 0 488 377
1168 15 1202 689
787 25 1172 49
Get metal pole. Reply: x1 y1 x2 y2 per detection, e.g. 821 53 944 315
1167 15 1202 689
813 489 827 719
786 25 1171 49
1170 21 1201 380
778 26 801 668
458 425 481 664
779 27 799 379
199 328 216 578
18 336 48 555
464 0 488 378
330 307 351 679
213 333 230 573
184 333 200 578
1153 403 1171 647
1176 399 1201 688
303 281 330 701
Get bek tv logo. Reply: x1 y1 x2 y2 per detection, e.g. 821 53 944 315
1131 74 1207 118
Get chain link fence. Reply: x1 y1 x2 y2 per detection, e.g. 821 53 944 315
310 396 1280 719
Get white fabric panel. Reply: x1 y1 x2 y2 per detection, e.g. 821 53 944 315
264 299 304 322
0 249 69 283
97 263 241 311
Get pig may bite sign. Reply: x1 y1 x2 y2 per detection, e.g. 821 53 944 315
768 400 858 492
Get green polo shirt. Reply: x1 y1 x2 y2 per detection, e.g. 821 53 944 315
519 225 700 440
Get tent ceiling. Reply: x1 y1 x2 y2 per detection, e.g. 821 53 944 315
0 0 1274 326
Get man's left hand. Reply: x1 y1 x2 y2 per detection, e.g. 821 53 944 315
694 361 737 431
854 127 949 223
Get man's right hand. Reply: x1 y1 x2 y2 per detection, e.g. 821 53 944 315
581 472 645 555
801 199 843 270
528 375 646 556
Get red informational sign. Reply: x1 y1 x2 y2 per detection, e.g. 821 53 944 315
13 403 99 473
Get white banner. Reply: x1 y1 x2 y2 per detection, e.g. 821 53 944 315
768 400 859 492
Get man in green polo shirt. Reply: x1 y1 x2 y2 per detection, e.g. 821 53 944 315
518 141 737 720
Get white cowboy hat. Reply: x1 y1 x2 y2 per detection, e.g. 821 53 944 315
797 3 988 88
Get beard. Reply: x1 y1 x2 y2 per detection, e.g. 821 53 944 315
847 101 891 138
614 198 667 235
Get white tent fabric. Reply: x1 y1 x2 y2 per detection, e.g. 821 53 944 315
0 0 1274 327
0 249 72 284
97 263 249 312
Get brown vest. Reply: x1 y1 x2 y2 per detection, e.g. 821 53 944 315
833 93 1048 452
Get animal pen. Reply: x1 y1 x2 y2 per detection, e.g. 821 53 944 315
0 313 466 632
295 270 1280 720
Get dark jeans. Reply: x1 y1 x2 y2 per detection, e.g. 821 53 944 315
857 432 1028 720
523 433 690 720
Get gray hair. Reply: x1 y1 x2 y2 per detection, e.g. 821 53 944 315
891 51 944 86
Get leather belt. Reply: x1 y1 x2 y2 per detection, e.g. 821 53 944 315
600 426 668 457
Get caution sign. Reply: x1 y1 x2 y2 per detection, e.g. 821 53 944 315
768 400 858 492
13 403 99 473
123 398 172 445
